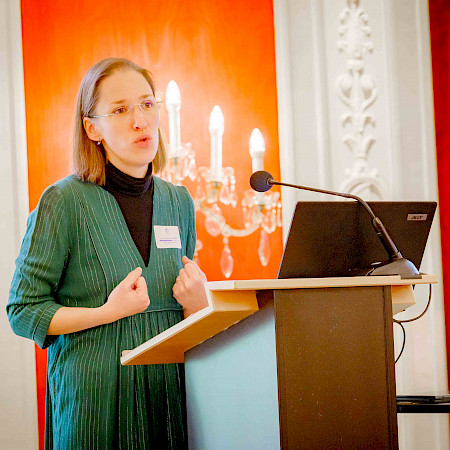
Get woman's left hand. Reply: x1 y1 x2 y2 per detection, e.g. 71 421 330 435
173 256 208 318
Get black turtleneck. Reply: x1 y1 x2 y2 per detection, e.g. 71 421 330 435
103 162 154 266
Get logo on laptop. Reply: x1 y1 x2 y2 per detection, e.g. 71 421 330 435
407 214 428 221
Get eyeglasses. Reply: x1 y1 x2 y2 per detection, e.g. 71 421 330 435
89 98 162 118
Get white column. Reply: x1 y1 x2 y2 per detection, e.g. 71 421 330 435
0 0 38 448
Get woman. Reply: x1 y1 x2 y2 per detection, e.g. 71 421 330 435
7 57 207 449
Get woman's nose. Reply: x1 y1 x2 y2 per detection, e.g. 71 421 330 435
132 107 148 130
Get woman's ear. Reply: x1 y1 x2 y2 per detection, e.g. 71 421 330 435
83 117 102 142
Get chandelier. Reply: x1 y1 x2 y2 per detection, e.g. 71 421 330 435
161 81 282 278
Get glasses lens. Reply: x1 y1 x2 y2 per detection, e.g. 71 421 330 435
140 101 154 111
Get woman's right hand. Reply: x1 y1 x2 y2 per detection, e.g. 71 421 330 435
101 267 150 322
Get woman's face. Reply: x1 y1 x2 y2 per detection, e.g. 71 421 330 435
84 69 160 178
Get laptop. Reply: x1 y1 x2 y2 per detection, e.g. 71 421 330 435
277 201 437 279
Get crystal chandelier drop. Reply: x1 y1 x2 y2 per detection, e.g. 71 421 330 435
161 81 282 278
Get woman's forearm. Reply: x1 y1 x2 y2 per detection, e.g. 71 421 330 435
47 305 112 335
47 268 150 336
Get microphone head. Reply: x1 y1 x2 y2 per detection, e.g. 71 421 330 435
250 171 274 192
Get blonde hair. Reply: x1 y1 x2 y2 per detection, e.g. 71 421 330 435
73 57 167 185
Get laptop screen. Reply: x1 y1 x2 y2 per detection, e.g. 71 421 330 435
277 201 437 279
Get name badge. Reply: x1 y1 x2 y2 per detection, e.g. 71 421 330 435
154 225 182 249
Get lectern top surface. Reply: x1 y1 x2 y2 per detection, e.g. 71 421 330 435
206 274 437 291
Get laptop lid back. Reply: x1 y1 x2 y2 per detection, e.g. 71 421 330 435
277 201 437 279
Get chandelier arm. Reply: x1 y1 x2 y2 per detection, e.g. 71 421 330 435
221 223 260 238
196 204 260 237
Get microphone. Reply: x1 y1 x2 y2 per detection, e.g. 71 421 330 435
250 170 421 279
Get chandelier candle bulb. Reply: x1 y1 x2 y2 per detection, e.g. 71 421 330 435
249 128 266 205
165 80 181 157
209 105 224 183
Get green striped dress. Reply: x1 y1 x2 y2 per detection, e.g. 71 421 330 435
7 175 196 449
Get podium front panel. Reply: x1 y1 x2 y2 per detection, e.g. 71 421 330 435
185 293 280 449
275 286 398 449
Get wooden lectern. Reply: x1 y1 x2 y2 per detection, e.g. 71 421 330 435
121 275 436 449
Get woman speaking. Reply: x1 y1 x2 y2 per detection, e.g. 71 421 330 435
7 57 207 449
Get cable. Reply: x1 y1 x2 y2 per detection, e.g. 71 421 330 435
394 284 432 323
394 321 406 363
393 283 433 363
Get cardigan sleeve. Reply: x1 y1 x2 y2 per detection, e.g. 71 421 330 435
7 185 69 349
178 185 197 260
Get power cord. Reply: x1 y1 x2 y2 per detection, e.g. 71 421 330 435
394 321 406 364
393 283 432 363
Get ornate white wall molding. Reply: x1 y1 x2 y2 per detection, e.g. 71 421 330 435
336 0 388 199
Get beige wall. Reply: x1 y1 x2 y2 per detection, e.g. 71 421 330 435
0 0 38 448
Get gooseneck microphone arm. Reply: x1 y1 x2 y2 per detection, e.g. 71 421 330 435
267 178 403 262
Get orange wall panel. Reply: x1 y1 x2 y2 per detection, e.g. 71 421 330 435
21 1 282 447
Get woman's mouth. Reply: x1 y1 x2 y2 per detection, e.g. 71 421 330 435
134 135 151 148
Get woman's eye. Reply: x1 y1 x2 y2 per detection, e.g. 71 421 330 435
142 101 154 110
113 106 128 115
